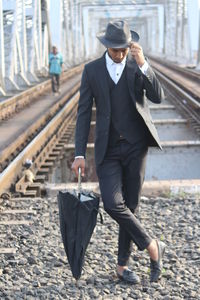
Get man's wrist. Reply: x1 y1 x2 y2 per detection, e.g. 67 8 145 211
139 60 149 74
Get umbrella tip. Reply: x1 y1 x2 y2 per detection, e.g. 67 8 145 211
75 278 80 287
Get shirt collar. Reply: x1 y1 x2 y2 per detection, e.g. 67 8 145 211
105 52 127 66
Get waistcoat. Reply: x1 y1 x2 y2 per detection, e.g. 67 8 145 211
107 66 148 146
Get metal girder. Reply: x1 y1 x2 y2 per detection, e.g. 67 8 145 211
0 0 50 95
0 0 197 96
79 3 162 59
163 0 191 63
48 1 164 64
72 0 191 64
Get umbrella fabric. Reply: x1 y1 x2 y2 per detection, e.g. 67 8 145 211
57 190 100 280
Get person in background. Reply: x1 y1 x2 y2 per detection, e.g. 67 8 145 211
49 46 63 95
72 20 166 284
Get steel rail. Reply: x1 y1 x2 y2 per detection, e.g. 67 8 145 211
154 69 200 131
155 69 200 110
0 76 82 172
154 70 200 138
149 55 200 83
0 92 79 196
1 60 200 196
149 58 200 104
0 64 83 120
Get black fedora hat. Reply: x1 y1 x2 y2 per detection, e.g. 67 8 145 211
97 20 134 48
131 30 140 42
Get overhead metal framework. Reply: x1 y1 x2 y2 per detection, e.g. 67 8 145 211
0 0 50 95
67 0 191 62
0 0 199 96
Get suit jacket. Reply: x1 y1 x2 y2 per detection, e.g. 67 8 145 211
75 53 165 165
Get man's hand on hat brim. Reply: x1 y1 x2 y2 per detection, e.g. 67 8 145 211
129 42 145 67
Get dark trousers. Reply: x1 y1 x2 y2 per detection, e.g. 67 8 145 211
96 139 152 266
51 74 60 92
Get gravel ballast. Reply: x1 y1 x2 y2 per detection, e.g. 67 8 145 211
0 193 199 299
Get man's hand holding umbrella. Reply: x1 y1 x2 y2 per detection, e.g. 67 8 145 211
72 157 85 178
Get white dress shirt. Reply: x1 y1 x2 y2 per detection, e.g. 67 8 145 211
105 52 126 84
105 51 149 84
75 51 149 159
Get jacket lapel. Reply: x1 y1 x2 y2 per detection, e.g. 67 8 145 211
97 53 111 112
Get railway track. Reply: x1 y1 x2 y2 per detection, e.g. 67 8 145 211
0 58 200 257
0 64 84 192
0 65 84 121
149 55 200 103
46 58 200 195
149 55 200 83
0 58 200 197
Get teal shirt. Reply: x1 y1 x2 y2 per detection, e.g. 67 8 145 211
49 53 63 74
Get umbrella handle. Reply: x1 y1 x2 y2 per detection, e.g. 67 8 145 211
78 167 82 197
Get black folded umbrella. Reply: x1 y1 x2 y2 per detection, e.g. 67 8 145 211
57 169 101 280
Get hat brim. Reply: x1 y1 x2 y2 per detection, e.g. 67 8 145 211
97 32 131 49
131 30 140 42
97 30 139 48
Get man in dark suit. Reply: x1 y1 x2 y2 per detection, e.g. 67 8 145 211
72 20 166 284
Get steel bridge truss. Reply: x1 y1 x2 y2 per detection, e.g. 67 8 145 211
0 0 196 96
48 0 192 69
0 0 50 95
